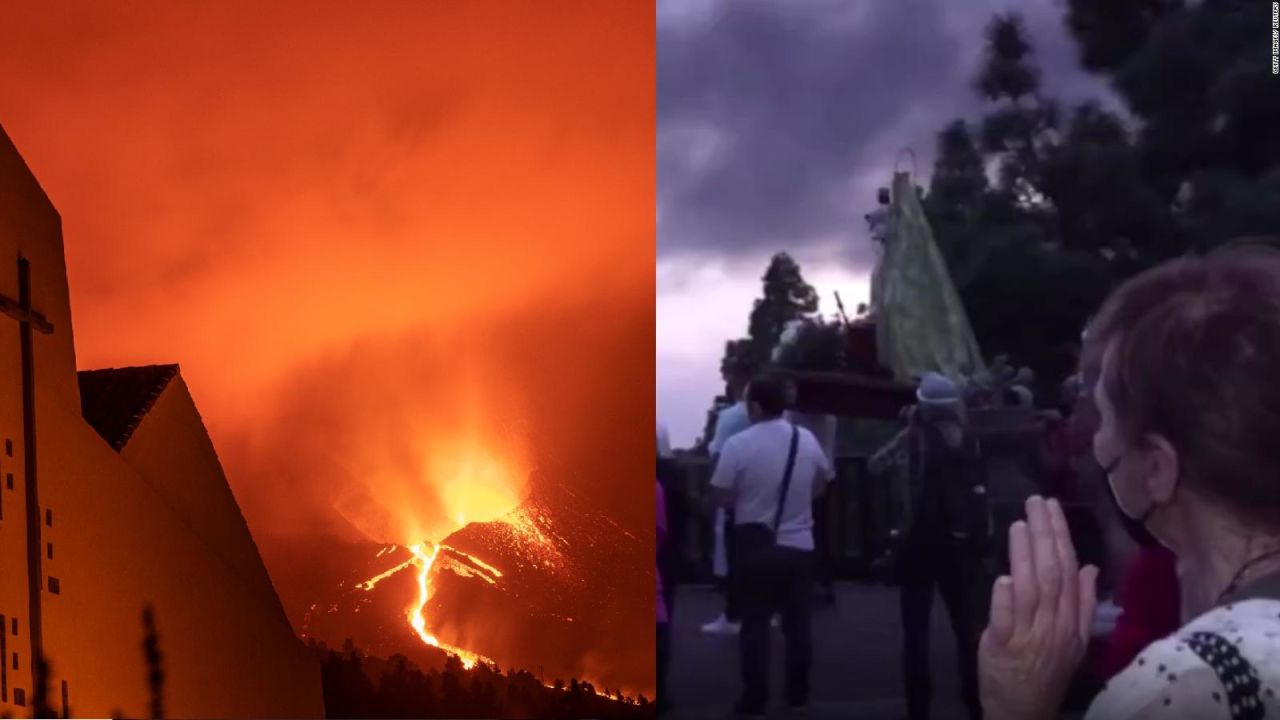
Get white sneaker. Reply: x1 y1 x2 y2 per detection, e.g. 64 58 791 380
700 614 741 636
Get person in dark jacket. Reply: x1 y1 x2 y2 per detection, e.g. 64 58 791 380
899 372 988 720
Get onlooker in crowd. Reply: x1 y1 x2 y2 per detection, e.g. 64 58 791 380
897 372 989 720
702 373 752 636
979 246 1280 719
710 376 834 718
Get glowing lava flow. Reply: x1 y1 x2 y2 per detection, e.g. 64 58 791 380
406 542 494 669
354 525 629 701
359 541 504 670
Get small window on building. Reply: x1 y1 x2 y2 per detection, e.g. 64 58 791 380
12 652 17 670
14 687 26 706
5 473 11 489
46 543 52 560
47 577 60 595
4 439 11 457
45 509 52 526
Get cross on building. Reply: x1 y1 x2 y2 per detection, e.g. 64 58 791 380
0 256 54 712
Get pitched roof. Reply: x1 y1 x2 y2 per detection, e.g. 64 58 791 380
78 364 179 451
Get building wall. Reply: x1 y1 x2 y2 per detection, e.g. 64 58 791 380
1 124 322 717
1 120 75 715
38 402 322 718
121 375 290 627
0 329 32 712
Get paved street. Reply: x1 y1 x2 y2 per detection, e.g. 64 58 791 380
664 581 1098 720
664 582 972 720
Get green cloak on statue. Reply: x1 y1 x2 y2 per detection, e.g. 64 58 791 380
872 171 986 383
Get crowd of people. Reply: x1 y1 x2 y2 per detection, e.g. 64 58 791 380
657 244 1280 719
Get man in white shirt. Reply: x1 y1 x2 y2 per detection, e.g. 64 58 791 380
711 376 835 717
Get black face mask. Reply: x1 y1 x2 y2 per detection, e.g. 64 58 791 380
1101 454 1159 547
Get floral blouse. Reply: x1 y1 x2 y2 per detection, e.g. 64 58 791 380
1086 598 1280 719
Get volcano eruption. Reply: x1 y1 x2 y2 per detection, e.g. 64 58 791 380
292 479 651 697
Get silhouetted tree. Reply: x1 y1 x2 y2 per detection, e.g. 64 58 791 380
141 606 165 720
31 655 54 719
899 14 1131 383
907 3 1280 389
373 654 435 718
745 253 820 370
319 641 376 719
440 657 467 716
311 640 648 719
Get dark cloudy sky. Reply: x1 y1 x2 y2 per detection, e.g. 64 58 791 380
657 0 1121 445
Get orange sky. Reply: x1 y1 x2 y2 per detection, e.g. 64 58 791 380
0 0 654 690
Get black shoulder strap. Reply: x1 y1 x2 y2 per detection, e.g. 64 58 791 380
772 425 800 538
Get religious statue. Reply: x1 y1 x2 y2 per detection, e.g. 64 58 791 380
871 171 986 385
865 186 892 316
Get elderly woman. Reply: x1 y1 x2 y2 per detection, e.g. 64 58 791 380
978 246 1280 719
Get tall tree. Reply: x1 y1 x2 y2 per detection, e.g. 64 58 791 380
907 14 1126 384
1065 0 1280 247
1064 0 1176 73
745 253 819 370
924 119 992 286
974 13 1061 230
924 1 1279 387
698 254 820 452
1039 102 1175 258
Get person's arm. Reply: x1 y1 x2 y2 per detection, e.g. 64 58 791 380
868 427 910 476
708 440 741 509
